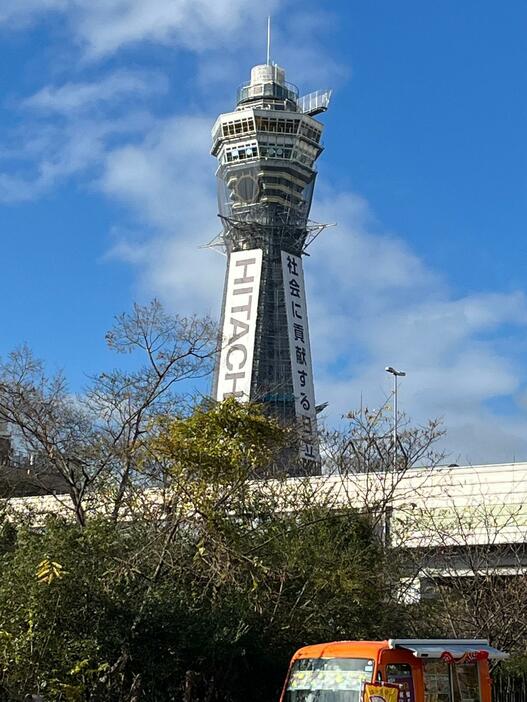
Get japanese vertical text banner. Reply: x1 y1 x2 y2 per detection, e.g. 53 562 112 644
281 250 320 471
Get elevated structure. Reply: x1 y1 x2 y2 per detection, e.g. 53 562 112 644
210 60 331 475
6 461 527 590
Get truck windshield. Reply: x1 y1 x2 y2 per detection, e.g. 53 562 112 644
285 657 374 702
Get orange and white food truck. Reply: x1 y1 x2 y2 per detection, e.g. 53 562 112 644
280 639 508 702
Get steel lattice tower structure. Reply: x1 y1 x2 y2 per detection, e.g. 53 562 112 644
210 60 331 475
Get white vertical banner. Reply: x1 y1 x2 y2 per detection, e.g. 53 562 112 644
216 249 263 402
281 250 320 471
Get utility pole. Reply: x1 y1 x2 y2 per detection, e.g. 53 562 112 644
385 366 406 470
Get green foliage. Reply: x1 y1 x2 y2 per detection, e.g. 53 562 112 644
0 400 407 701
152 396 289 481
0 512 398 701
0 517 124 700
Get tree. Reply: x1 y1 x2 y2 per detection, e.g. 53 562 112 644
0 301 215 525
400 481 527 654
114 398 407 701
0 399 408 701
319 401 445 546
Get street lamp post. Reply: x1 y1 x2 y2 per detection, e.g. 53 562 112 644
385 366 406 470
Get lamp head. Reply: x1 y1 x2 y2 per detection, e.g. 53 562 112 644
385 366 406 377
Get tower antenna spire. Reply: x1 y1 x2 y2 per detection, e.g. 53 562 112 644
266 16 271 65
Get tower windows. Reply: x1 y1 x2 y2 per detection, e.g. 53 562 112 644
223 140 259 163
298 122 322 143
255 116 300 134
260 144 294 159
221 117 255 138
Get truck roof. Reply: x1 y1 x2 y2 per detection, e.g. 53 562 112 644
292 641 389 660
291 639 508 661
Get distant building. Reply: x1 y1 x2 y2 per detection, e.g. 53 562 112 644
0 423 68 498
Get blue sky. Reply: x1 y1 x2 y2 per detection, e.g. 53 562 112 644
0 0 526 464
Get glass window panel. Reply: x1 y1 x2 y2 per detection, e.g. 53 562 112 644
424 661 452 702
451 664 480 702
285 658 374 702
386 664 415 702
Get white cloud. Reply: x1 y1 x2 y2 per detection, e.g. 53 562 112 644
0 70 162 202
0 0 345 96
0 0 280 58
23 71 167 114
102 115 223 315
76 0 279 59
307 190 527 463
102 116 214 231
0 112 154 203
98 111 527 464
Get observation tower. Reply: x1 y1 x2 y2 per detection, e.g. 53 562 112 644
210 56 331 475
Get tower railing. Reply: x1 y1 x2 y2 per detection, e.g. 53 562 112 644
237 80 299 105
297 89 332 116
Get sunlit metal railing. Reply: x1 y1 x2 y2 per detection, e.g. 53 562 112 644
297 89 332 116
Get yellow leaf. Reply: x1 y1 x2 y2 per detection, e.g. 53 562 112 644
36 557 65 584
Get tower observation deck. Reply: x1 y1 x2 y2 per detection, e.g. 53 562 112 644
210 61 331 475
